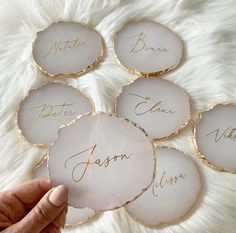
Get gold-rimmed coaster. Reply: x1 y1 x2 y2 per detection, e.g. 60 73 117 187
193 103 236 173
48 112 156 211
32 158 98 226
17 82 93 147
126 147 201 227
113 20 183 76
116 77 190 140
33 21 104 78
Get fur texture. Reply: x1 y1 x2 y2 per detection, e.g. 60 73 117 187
0 0 236 232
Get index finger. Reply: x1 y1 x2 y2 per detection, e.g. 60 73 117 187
6 179 52 208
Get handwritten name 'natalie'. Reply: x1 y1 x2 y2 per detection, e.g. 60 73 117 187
44 38 85 58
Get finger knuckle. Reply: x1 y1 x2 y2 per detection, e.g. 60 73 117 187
5 226 21 233
33 205 52 224
12 228 21 233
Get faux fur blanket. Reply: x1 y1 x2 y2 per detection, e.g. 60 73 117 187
0 0 236 233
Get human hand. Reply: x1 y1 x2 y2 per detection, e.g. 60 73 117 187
0 179 68 233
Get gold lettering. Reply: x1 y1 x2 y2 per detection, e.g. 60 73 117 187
152 171 186 197
29 102 76 129
206 127 236 143
64 144 134 183
65 144 97 182
44 38 86 59
128 93 175 115
126 32 169 54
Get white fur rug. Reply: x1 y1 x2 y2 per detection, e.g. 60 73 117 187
0 0 236 232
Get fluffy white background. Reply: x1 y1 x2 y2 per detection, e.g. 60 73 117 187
0 0 236 232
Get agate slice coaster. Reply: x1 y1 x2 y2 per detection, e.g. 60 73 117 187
126 147 201 227
116 78 190 140
113 20 183 76
194 104 236 173
48 113 155 210
17 82 92 146
33 158 97 226
33 22 103 78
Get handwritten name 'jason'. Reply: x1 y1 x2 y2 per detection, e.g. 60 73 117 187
64 144 134 182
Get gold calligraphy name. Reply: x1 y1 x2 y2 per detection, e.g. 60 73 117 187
126 32 169 54
128 93 175 115
64 144 134 182
152 171 186 197
29 102 76 129
44 38 86 58
206 127 236 143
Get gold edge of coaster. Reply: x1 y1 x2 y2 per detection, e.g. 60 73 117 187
32 154 49 177
114 77 191 141
125 145 203 228
48 111 156 211
32 21 104 79
16 81 95 148
65 209 99 227
112 20 183 77
192 103 236 174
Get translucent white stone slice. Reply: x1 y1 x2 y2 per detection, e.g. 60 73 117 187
48 113 155 210
126 147 201 227
66 206 97 226
17 83 92 146
32 158 97 226
33 22 103 78
116 78 190 140
194 104 236 173
114 20 183 76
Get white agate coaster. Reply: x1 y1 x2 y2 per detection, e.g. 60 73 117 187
33 21 103 78
113 20 183 76
126 147 201 227
33 159 97 226
116 78 190 140
17 82 92 147
194 104 236 173
48 113 155 210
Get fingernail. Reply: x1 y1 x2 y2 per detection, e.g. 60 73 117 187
49 185 68 207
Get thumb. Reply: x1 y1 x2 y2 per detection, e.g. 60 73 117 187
17 185 68 233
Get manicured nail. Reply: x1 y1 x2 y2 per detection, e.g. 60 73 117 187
49 185 67 207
